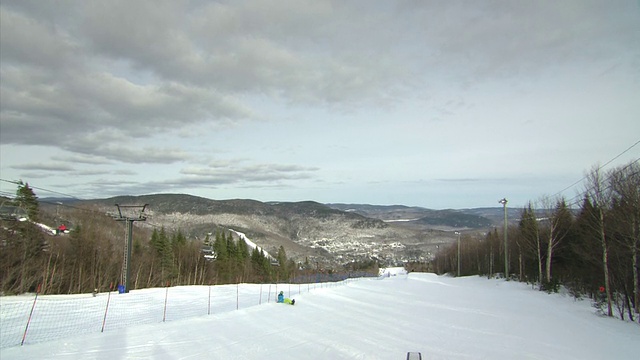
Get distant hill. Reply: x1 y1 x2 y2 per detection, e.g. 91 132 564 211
326 203 498 229
36 194 509 267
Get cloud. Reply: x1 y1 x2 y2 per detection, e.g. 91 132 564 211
0 69 254 143
73 0 402 102
3 1 635 154
435 178 482 183
404 1 639 78
50 154 113 165
1 0 638 207
11 162 75 172
0 2 258 163
74 165 316 198
53 129 193 164
33 158 321 199
180 161 318 184
0 7 81 70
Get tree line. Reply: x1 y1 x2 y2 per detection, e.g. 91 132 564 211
1 182 378 295
432 161 639 322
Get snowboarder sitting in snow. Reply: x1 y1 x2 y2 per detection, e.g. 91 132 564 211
277 291 295 305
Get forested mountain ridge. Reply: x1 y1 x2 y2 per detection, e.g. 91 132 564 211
71 194 427 264
26 193 500 274
3 190 469 295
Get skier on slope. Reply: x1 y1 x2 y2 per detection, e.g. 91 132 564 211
277 291 284 303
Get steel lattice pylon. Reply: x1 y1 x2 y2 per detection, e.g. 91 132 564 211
114 204 148 293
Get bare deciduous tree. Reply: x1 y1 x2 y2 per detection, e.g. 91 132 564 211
584 166 614 316
540 197 573 284
609 161 640 321
519 202 543 284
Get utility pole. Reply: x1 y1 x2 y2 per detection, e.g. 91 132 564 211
499 198 508 279
114 204 148 293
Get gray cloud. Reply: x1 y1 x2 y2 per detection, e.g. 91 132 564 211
435 178 482 183
3 1 635 151
67 141 192 165
406 1 639 78
73 170 113 176
67 160 318 198
1 0 638 206
11 162 75 172
0 68 253 144
50 154 113 165
0 7 82 71
180 162 318 183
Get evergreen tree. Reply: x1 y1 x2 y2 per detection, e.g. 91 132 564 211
213 231 228 262
570 196 602 290
149 227 174 281
254 249 272 281
237 238 249 263
226 232 237 260
150 228 161 254
0 182 46 293
15 181 39 222
276 245 288 281
171 229 188 283
0 218 46 294
172 229 187 249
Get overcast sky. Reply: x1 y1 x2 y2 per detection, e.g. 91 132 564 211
1 0 639 209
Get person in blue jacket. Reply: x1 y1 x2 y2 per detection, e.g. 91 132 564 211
277 291 284 303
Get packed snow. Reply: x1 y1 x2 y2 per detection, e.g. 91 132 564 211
2 268 638 359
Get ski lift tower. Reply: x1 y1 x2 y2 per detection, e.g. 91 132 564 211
114 204 148 293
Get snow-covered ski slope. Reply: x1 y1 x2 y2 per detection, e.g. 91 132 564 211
3 270 638 359
229 228 275 260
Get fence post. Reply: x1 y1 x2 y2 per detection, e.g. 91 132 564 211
163 281 170 322
208 285 211 315
101 282 114 333
21 284 41 346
